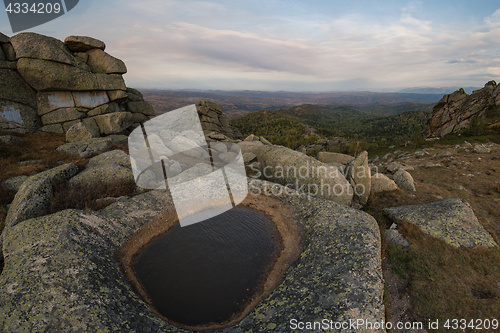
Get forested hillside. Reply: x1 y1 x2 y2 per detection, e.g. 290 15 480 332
231 104 432 148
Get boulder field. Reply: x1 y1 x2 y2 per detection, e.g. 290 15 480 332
0 31 498 332
1 129 497 332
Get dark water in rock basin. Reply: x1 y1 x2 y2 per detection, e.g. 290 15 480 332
133 206 281 326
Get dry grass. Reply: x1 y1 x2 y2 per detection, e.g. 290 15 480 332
48 179 137 213
0 132 87 183
367 140 500 332
0 131 129 232
387 222 500 331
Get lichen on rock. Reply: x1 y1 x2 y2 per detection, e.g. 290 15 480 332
383 198 497 248
0 179 385 332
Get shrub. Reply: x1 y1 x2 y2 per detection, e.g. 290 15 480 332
49 180 137 213
465 116 487 136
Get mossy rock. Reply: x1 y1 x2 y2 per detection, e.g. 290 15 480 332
68 164 134 187
56 137 113 156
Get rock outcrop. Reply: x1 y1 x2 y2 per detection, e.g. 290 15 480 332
384 198 497 248
297 137 351 156
196 101 242 140
346 151 371 205
0 32 154 135
425 80 500 137
239 141 354 206
0 178 385 332
317 151 355 165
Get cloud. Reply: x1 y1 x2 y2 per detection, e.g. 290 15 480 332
127 22 318 75
399 14 432 31
402 0 423 14
484 9 500 28
69 0 500 90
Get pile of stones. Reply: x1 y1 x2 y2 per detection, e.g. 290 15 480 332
0 32 154 136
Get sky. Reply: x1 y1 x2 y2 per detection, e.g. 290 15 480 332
1 0 500 91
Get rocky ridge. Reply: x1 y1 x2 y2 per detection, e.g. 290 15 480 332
0 148 386 332
425 80 500 137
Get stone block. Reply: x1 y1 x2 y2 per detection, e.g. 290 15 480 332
93 112 134 135
65 35 106 52
0 100 39 133
41 108 85 125
1 43 17 61
87 102 120 117
126 101 155 116
107 90 128 101
37 91 75 116
86 49 127 74
0 68 37 107
40 124 64 134
11 32 88 70
96 73 126 91
73 91 109 108
66 122 101 142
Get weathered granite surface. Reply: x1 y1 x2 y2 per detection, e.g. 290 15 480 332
56 137 113 157
239 142 354 206
0 179 385 332
383 198 497 248
370 173 398 193
4 163 79 229
393 169 416 192
68 150 134 187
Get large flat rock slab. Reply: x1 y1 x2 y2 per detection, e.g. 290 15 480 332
0 180 385 332
384 198 497 248
236 180 385 332
0 192 173 333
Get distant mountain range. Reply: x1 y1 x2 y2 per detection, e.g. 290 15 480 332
141 89 442 119
398 86 480 95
